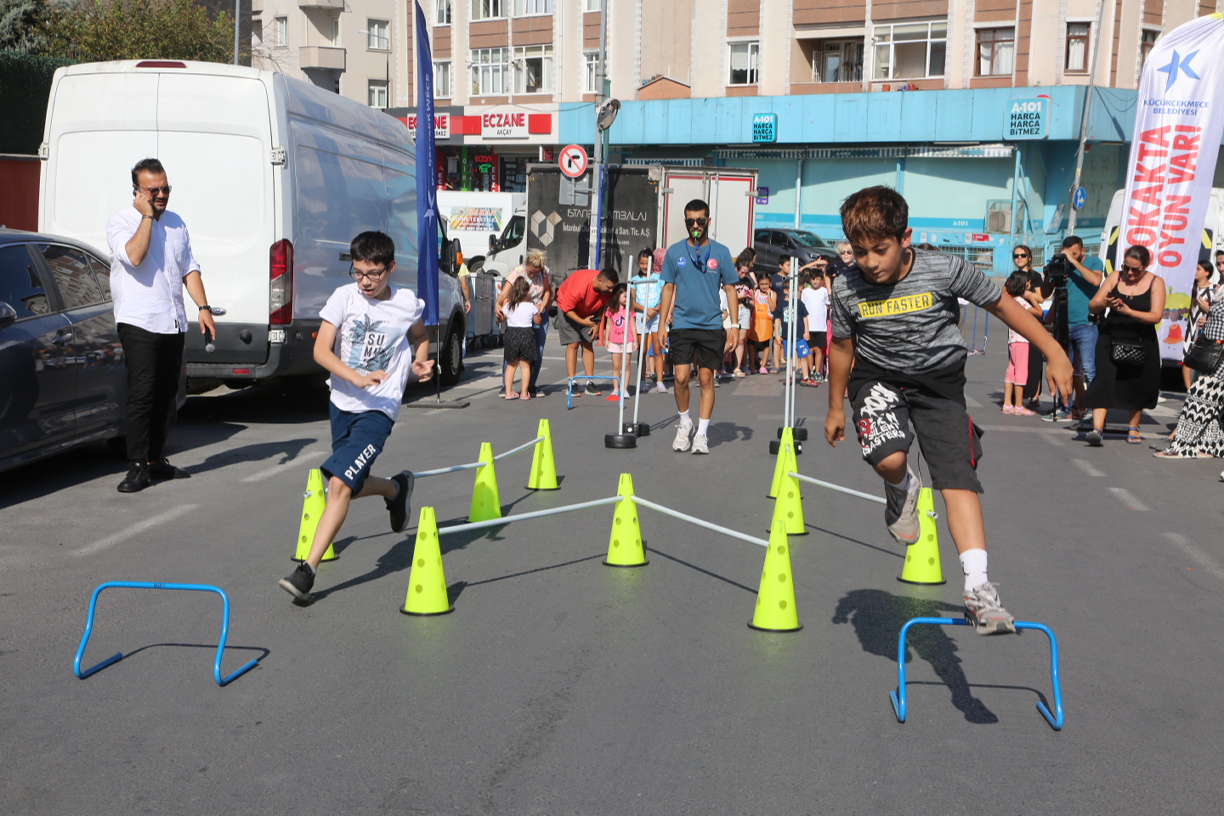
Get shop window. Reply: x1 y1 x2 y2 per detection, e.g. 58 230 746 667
436 0 451 25
976 27 1014 77
873 21 946 80
1140 29 1159 70
472 0 505 20
367 20 389 51
434 61 452 97
815 40 863 83
471 47 509 95
729 42 759 85
1066 23 1089 73
514 45 553 94
368 80 388 109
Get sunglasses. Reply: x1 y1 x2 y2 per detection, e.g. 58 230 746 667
138 185 172 195
684 217 708 227
1013 253 1029 259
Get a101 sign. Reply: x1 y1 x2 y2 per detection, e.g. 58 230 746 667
1004 98 1049 140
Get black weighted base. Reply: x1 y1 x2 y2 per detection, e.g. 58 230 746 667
777 427 809 441
768 440 803 455
624 422 651 437
605 434 638 449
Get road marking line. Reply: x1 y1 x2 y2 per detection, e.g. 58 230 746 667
77 504 200 556
241 450 326 483
1107 487 1151 511
1163 533 1224 582
1072 458 1105 477
964 395 983 408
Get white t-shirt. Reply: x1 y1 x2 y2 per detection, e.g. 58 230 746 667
506 301 539 328
106 208 201 333
1008 296 1030 344
320 283 425 421
801 287 830 328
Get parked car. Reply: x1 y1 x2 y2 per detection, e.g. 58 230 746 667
752 228 838 272
0 229 181 473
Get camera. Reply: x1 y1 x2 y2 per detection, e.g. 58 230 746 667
1044 252 1070 289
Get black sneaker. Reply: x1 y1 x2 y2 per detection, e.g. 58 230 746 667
386 471 414 533
584 381 600 396
148 458 191 480
116 462 150 493
278 563 315 601
529 387 546 399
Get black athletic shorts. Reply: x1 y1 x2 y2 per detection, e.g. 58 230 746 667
668 328 726 371
849 377 985 493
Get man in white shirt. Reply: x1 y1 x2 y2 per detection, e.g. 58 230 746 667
106 159 215 493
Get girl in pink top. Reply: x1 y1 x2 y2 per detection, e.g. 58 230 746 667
601 282 636 399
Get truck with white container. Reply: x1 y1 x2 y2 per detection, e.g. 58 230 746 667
38 60 466 389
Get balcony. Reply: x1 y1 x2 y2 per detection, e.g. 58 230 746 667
250 0 262 12
299 46 346 72
298 0 344 7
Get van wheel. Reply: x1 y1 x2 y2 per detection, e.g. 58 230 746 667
439 329 464 386
468 258 484 275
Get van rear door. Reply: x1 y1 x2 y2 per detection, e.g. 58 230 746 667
155 72 275 366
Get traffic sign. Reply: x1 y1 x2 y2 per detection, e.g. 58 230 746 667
559 144 588 179
1072 186 1087 210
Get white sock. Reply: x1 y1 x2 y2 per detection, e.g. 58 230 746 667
678 410 691 427
959 549 989 592
886 470 912 491
697 418 710 435
306 562 318 576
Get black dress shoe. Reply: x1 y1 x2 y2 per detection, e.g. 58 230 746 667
117 463 151 493
148 459 191 480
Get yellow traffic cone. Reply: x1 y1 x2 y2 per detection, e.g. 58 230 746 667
748 520 802 632
469 442 502 522
769 428 797 498
526 418 559 490
401 507 453 616
897 488 946 585
604 473 647 567
770 460 807 536
293 468 337 562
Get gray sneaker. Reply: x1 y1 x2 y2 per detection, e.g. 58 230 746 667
672 422 693 452
963 581 1016 635
883 467 922 545
654 382 667 394
1086 428 1103 447
690 433 709 454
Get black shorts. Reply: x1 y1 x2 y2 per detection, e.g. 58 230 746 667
810 332 827 352
849 378 985 493
668 328 726 371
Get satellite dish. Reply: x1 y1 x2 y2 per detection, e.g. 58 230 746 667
597 99 621 132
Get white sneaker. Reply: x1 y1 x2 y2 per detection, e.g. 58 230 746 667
690 433 709 454
655 383 667 394
672 423 693 452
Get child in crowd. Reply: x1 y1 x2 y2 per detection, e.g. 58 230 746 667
731 252 757 376
602 282 636 400
800 267 830 385
774 276 811 384
630 247 666 393
1002 272 1040 415
279 231 434 602
748 275 775 372
824 187 1072 634
502 276 541 400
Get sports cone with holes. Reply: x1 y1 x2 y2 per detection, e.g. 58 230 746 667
769 454 807 535
749 520 802 632
526 418 559 490
293 468 337 562
469 442 502 522
401 507 453 616
898 487 946 585
604 473 646 567
769 428 798 498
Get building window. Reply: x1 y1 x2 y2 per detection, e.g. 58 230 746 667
436 0 451 24
514 0 553 14
815 40 863 83
584 51 600 93
434 61 452 97
873 21 946 80
976 27 1014 76
472 0 505 20
1066 23 1090 73
331 16 340 46
1140 29 1159 70
368 80 388 109
367 20 389 51
584 0 600 10
729 42 759 85
471 47 509 95
272 17 287 48
514 44 553 93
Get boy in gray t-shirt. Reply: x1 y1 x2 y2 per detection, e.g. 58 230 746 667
825 187 1072 634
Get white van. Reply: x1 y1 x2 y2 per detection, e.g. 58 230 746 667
436 190 525 273
39 60 466 387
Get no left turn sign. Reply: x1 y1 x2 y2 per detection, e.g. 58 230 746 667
559 144 588 178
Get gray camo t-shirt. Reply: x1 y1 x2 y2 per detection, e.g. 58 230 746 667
830 249 1002 374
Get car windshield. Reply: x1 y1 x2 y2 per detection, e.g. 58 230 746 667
789 231 829 248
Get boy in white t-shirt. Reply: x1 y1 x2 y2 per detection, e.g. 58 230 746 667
280 231 435 602
799 268 831 384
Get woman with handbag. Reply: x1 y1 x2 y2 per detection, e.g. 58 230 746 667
1082 245 1166 446
1156 295 1224 458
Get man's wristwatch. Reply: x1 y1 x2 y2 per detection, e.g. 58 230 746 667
199 305 213 313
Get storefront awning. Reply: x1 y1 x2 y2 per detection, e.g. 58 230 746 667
714 144 1015 160
624 146 712 166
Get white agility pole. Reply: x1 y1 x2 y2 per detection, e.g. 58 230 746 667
628 279 651 436
437 495 625 536
631 496 769 548
790 472 886 505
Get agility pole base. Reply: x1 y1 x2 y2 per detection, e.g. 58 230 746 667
74 581 260 687
889 616 1064 731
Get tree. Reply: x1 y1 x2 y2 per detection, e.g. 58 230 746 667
0 0 54 53
42 0 237 63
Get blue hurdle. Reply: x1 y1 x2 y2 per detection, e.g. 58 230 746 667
889 616 1064 731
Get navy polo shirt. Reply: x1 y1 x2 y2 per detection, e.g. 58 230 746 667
660 237 738 330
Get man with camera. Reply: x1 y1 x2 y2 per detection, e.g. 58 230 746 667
1040 235 1104 422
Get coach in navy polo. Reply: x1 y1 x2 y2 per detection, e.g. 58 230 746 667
658 198 739 455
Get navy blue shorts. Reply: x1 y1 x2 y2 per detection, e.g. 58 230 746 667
322 403 395 495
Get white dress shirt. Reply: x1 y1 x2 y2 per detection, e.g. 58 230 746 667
106 207 201 334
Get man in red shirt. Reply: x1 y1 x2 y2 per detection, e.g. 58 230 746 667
556 267 618 396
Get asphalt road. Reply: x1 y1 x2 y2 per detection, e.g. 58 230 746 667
2 336 1223 815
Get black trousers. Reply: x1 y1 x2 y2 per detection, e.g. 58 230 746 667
118 323 184 464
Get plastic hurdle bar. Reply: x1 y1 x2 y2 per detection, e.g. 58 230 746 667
566 375 622 410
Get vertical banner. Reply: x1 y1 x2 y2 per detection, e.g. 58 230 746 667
415 1 440 326
1119 14 1224 358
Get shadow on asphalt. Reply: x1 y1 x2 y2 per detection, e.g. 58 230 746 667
648 546 756 594
806 524 904 559
83 641 272 679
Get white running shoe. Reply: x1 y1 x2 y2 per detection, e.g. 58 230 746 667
655 383 667 394
963 582 1017 635
883 467 922 545
672 423 693 452
690 433 709 454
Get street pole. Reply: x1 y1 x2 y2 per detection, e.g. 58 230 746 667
233 0 240 65
588 0 608 268
1066 0 1105 234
